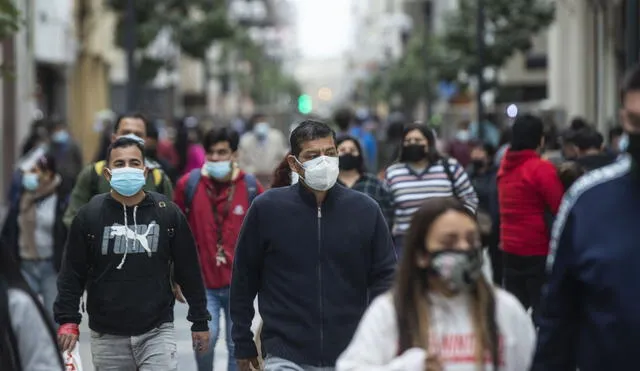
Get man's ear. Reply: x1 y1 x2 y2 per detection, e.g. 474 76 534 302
143 166 149 179
111 133 117 143
287 154 301 175
103 166 112 182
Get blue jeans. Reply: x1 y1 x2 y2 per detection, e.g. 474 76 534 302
21 259 57 323
195 287 237 371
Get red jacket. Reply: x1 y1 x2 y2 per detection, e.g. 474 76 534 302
174 169 264 289
497 149 564 256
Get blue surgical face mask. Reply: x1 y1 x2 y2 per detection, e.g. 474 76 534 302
22 173 39 191
455 129 471 142
109 167 146 197
254 122 270 138
52 130 70 144
619 133 629 152
205 161 232 179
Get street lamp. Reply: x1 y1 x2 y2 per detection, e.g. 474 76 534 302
476 0 486 141
125 0 137 111
423 0 432 123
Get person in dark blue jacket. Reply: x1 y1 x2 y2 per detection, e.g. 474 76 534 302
231 120 396 371
532 64 640 370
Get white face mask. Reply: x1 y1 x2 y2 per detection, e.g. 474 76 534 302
297 156 339 191
291 171 299 185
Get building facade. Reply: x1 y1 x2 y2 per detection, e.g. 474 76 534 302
2 0 80 198
547 0 629 133
68 0 114 162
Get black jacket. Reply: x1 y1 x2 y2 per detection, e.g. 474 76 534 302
54 192 209 336
0 187 68 272
231 183 396 367
468 165 498 214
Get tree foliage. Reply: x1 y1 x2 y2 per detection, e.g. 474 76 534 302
0 0 21 40
442 0 555 81
366 0 554 112
106 0 234 82
106 0 300 103
367 32 456 110
225 29 300 105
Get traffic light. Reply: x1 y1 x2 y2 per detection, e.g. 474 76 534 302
298 94 312 114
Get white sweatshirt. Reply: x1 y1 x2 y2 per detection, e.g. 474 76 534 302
336 289 535 371
9 288 62 370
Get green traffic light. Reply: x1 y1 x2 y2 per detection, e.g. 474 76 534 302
298 94 312 114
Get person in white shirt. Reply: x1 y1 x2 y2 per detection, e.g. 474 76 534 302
238 114 289 187
337 197 535 371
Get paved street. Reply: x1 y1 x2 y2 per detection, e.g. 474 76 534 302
79 302 231 370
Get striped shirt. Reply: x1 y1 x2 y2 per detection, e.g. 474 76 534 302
385 158 479 236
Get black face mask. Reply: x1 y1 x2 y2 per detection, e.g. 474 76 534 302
401 144 427 162
471 159 486 170
339 154 362 171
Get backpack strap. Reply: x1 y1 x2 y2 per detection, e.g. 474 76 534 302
184 169 202 216
0 278 23 370
441 157 460 199
149 193 176 239
92 160 106 196
152 168 163 187
245 173 258 205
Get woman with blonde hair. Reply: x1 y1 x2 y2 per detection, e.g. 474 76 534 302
337 197 535 370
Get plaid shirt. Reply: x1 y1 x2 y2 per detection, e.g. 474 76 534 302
339 173 394 228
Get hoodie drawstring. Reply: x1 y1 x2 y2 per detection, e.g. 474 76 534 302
117 204 142 269
133 205 151 257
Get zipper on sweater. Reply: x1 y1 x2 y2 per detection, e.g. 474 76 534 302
317 205 324 366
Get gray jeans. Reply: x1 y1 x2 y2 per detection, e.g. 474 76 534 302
90 322 178 371
264 355 335 371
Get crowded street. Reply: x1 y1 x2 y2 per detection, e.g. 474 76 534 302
2 0 640 371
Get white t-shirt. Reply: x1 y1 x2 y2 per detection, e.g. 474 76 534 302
336 289 535 371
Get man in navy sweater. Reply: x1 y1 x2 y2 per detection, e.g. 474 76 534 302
532 65 640 370
230 120 396 371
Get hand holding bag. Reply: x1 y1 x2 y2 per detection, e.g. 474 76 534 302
63 342 83 371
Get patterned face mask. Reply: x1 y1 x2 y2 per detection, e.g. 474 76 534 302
427 248 483 292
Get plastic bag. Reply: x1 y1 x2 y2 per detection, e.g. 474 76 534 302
62 342 83 371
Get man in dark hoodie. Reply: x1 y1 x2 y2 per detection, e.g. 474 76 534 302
231 120 396 371
54 136 210 370
497 114 564 316
573 127 617 171
532 63 640 370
